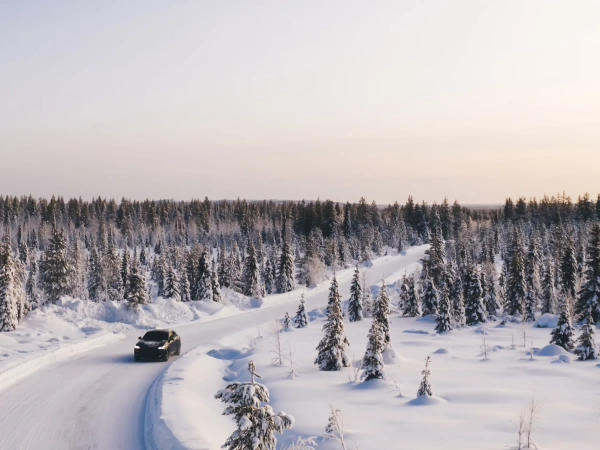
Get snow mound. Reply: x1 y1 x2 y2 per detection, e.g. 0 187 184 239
536 344 570 357
535 314 559 329
382 347 397 364
552 355 572 364
407 395 446 406
354 378 389 390
404 329 429 335
433 348 450 354
474 327 489 335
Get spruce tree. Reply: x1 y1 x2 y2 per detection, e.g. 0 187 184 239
561 239 579 300
541 260 557 315
347 266 363 322
576 223 600 323
416 356 433 398
120 250 130 296
435 287 453 333
211 260 221 302
180 270 191 302
549 295 575 351
25 259 40 309
464 265 486 326
574 312 598 361
276 241 295 294
0 241 24 331
163 264 181 301
420 274 439 317
243 242 264 299
315 277 350 371
39 226 74 303
87 246 106 302
293 293 308 328
401 273 421 317
215 361 294 450
283 312 291 329
262 258 274 295
373 281 392 348
126 256 149 309
361 319 386 381
195 249 213 300
505 236 526 317
481 266 499 318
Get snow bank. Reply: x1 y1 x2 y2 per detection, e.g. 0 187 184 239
0 330 124 392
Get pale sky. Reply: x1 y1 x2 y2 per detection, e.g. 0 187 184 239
1 1 600 204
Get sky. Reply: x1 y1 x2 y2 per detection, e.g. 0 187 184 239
1 1 600 205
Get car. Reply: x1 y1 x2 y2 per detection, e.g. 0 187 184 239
134 329 181 361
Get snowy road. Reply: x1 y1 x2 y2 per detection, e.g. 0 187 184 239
0 249 425 450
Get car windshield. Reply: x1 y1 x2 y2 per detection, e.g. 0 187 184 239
142 331 169 341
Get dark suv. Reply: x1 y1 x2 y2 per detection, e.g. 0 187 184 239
134 329 181 361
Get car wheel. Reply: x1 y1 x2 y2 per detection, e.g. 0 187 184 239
163 351 170 362
175 344 181 356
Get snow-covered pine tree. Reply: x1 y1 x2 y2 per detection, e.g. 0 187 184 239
179 269 191 302
541 259 557 315
276 241 295 294
361 319 386 381
420 273 439 317
482 264 499 318
283 312 291 329
215 361 294 450
243 242 265 299
315 277 350 371
464 265 486 326
361 270 373 318
574 311 598 361
263 258 274 295
347 266 363 322
39 226 74 303
435 287 453 333
373 280 392 348
293 293 308 328
25 259 40 309
549 294 575 351
163 264 181 301
120 249 130 296
126 255 149 309
87 246 106 302
416 356 433 397
211 260 221 302
0 240 25 331
576 223 600 323
195 249 213 300
104 233 123 301
561 238 579 300
505 232 527 317
401 273 421 317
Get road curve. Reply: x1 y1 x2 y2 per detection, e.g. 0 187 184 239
0 249 425 450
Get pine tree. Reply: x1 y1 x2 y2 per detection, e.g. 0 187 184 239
435 287 453 333
243 242 264 299
180 270 191 302
283 312 291 329
549 295 575 351
574 312 598 361
263 258 274 295
120 249 130 296
482 264 499 318
361 319 386 381
505 234 527 317
215 361 294 450
104 234 123 301
347 266 363 322
0 241 25 331
420 274 439 317
464 265 486 326
211 260 221 302
373 281 392 348
25 259 40 309
541 260 557 315
576 223 600 323
126 256 149 309
87 246 106 302
39 226 74 303
401 273 421 317
416 356 433 398
315 277 350 371
195 249 213 300
293 293 308 328
163 264 181 301
276 241 295 294
561 239 578 300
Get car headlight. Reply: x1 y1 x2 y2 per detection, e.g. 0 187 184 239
158 345 167 350
135 345 140 349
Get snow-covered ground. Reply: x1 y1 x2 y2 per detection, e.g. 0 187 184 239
0 246 428 450
160 293 600 450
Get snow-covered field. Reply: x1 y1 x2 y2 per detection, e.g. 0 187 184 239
160 289 600 450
